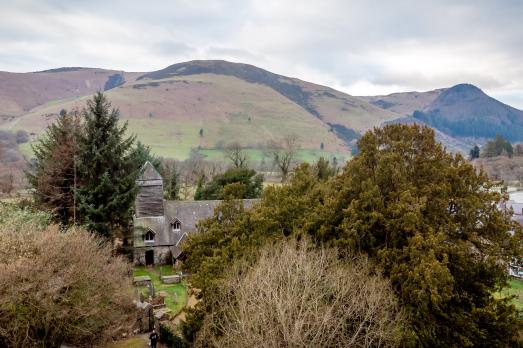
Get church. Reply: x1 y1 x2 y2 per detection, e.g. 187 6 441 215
133 162 258 265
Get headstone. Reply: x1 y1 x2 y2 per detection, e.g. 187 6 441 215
133 275 152 286
161 274 181 284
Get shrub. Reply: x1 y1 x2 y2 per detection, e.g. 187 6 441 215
196 238 405 347
159 323 187 348
0 204 136 347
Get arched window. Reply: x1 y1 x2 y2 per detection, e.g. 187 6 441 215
171 219 181 232
144 230 155 243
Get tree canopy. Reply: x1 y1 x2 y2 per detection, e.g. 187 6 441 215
482 134 513 158
75 92 139 238
27 93 147 238
182 124 523 347
27 110 82 224
194 167 263 200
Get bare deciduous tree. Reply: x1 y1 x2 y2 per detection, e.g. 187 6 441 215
197 239 405 348
224 142 248 168
0 173 14 195
268 134 299 182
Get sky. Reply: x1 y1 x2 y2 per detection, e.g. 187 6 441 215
1 0 522 107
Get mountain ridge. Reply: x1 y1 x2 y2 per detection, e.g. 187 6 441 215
0 60 521 159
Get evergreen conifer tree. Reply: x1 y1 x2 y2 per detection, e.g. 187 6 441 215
76 92 138 238
165 163 180 200
132 141 162 171
469 144 480 159
27 110 82 224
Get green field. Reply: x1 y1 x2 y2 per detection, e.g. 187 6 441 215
6 72 353 161
18 134 351 165
107 337 146 348
126 118 202 159
133 265 187 315
496 279 523 309
18 142 33 158
199 148 350 164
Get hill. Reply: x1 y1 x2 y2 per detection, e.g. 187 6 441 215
1 61 523 160
412 84 523 142
358 88 444 116
0 68 141 118
1 60 402 160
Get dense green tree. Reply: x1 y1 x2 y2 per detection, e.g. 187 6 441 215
313 156 337 180
76 92 138 238
132 141 162 171
482 134 513 158
308 124 522 346
469 144 480 159
27 110 82 224
194 167 263 200
164 162 180 200
183 124 523 347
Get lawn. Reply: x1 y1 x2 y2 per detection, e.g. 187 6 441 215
199 148 351 164
107 337 146 348
133 265 187 315
497 279 523 309
494 279 523 310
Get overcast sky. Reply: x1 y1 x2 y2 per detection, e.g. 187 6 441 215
1 0 522 107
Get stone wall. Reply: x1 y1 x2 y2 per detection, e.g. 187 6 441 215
134 246 172 265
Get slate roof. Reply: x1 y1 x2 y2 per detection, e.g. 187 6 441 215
134 199 260 252
134 216 170 246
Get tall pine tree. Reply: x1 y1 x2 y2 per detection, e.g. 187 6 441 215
76 92 138 238
165 162 180 200
27 110 82 224
132 140 162 172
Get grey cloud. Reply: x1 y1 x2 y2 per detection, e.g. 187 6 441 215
206 47 259 61
153 41 195 57
0 0 522 106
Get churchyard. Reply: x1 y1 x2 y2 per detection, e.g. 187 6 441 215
133 265 187 316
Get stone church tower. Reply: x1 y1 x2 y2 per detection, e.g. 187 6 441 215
135 161 164 217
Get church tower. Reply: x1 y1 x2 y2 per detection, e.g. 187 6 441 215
135 161 164 217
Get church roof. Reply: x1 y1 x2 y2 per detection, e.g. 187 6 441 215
164 199 259 231
134 199 260 251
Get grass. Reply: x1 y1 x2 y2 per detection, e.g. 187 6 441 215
497 279 523 309
18 142 33 159
199 148 351 164
107 337 145 348
133 266 187 315
6 73 352 161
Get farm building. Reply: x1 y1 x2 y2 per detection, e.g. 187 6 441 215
133 161 258 265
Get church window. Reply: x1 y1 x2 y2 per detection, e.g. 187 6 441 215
171 219 181 232
144 230 155 243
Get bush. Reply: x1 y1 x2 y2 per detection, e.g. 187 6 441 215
15 129 29 144
0 204 136 347
196 239 405 347
194 167 263 200
159 322 187 348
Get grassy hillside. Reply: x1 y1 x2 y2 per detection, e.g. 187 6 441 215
413 84 523 142
5 73 349 159
4 60 523 160
0 68 141 119
359 89 444 116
